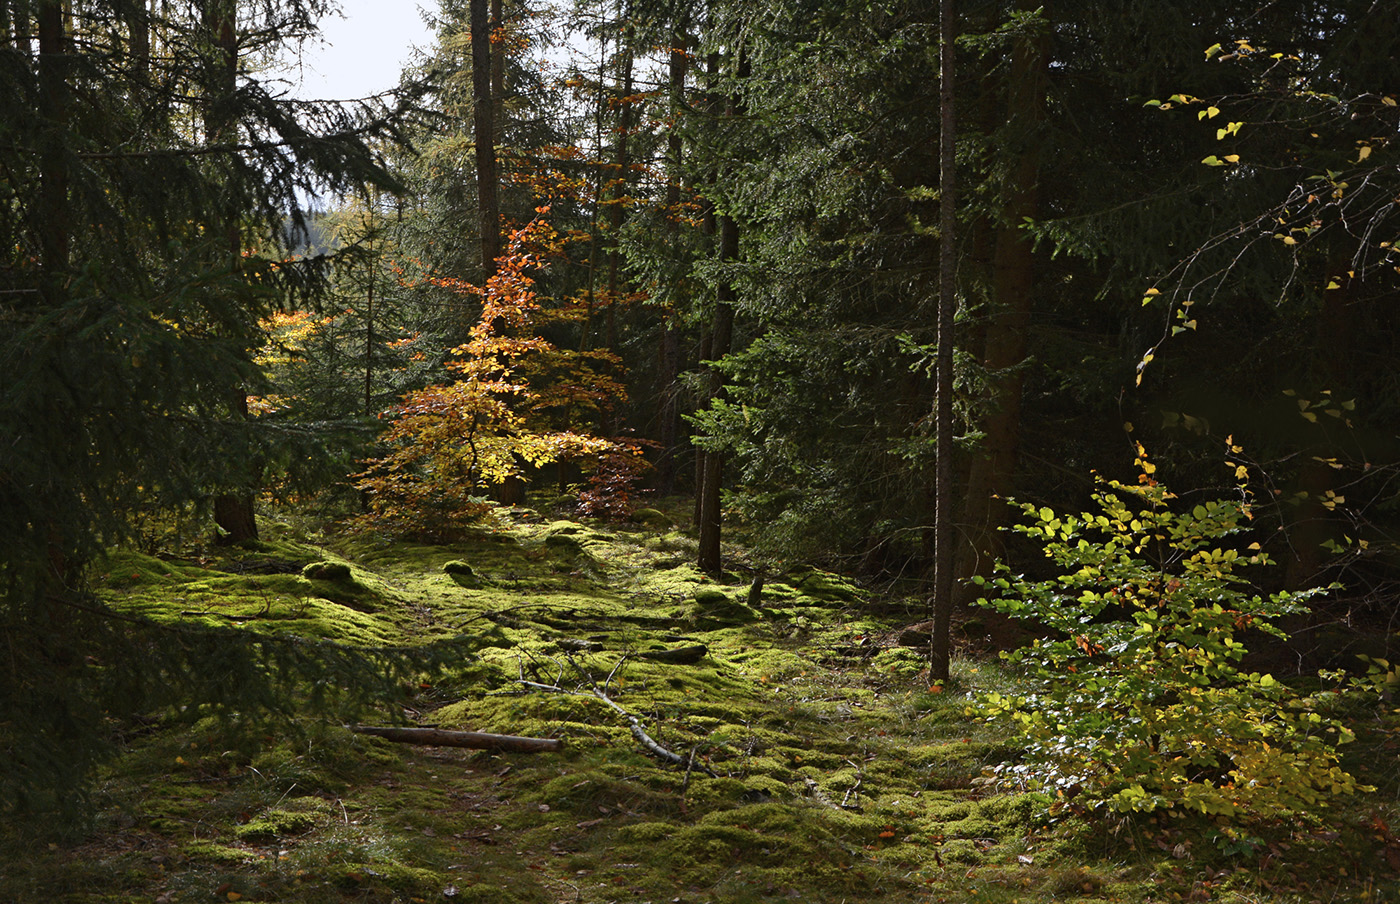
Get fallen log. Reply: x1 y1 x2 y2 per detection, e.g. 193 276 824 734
637 644 708 665
351 725 563 753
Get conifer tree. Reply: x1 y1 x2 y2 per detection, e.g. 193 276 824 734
0 0 420 828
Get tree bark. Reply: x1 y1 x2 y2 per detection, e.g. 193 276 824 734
697 211 736 576
929 0 957 682
655 25 690 496
352 725 563 753
953 5 1049 609
471 0 500 279
202 0 259 544
603 21 635 352
696 46 745 576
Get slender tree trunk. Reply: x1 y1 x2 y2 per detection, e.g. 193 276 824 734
201 0 259 544
696 47 743 575
692 328 712 525
692 46 720 529
930 0 957 682
471 0 500 279
126 0 150 78
697 211 736 575
37 0 71 595
36 0 66 294
363 200 377 419
489 0 503 134
603 20 635 352
953 5 1049 610
655 25 690 496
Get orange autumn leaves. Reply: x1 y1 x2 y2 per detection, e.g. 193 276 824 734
354 211 644 537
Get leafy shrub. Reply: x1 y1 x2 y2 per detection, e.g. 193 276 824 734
971 446 1368 825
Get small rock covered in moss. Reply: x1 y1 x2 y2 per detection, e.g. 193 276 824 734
302 561 352 582
443 559 484 588
628 507 672 530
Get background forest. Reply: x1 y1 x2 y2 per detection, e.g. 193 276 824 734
3 0 1400 899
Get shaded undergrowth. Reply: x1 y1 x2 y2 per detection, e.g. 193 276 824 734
1 503 1397 903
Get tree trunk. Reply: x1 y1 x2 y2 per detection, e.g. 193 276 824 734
202 0 259 544
697 209 736 576
695 45 745 576
36 0 66 294
36 0 71 595
655 25 690 495
603 24 634 353
489 0 503 133
929 0 957 682
953 6 1049 610
126 0 150 79
471 0 500 279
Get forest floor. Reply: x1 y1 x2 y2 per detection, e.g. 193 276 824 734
3 500 1399 903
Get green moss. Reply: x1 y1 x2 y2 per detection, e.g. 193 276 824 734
302 560 352 581
629 507 672 529
33 503 1391 904
234 807 319 841
182 840 253 864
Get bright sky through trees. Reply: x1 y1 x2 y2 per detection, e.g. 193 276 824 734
285 0 435 100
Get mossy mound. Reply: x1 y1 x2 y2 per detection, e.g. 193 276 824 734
302 560 352 581
629 507 672 529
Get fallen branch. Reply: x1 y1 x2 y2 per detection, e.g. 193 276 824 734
520 677 717 777
351 725 562 753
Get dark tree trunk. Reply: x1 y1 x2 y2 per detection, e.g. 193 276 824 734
603 25 634 352
655 25 690 495
201 0 259 544
695 44 745 575
471 0 500 279
126 0 150 78
36 0 66 292
930 0 957 682
953 5 1049 611
697 210 737 576
37 0 71 594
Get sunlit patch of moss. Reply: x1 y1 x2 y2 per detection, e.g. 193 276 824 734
182 839 254 864
235 805 321 842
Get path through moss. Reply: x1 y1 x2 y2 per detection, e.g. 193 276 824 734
3 506 1396 903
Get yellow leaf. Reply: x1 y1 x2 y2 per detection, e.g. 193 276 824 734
1327 279 1341 290
1235 465 1249 479
1223 154 1240 163
1281 235 1298 245
1384 96 1398 107
1206 106 1221 119
1358 145 1372 162
1144 287 1160 296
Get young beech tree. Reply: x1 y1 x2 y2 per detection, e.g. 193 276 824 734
355 210 644 538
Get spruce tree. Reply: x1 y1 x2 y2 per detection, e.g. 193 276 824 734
0 0 421 830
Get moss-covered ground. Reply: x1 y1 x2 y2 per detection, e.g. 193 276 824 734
3 502 1398 903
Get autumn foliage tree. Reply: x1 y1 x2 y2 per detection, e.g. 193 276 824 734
355 210 645 537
